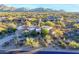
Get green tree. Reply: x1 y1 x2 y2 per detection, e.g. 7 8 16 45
40 22 45 26
73 24 79 28
41 28 49 37
25 38 39 48
30 30 37 36
25 21 31 26
30 18 37 23
45 21 55 27
69 41 79 49
44 35 53 44
57 21 65 27
54 29 64 37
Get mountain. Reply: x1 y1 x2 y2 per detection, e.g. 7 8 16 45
14 7 29 12
0 4 64 12
0 4 16 12
29 8 53 12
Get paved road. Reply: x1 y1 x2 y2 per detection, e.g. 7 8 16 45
0 29 20 46
0 35 15 46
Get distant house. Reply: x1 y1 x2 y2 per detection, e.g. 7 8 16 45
64 30 75 39
74 29 79 35
66 17 79 23
13 18 26 24
47 16 56 21
42 16 56 22
56 16 64 21
0 17 7 22
42 16 63 22
17 25 52 33
42 26 52 30
17 25 25 30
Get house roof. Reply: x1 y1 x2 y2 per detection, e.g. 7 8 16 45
42 26 52 30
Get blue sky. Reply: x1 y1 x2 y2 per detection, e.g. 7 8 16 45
6 4 79 12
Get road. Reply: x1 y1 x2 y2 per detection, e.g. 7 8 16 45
0 35 15 46
0 29 20 46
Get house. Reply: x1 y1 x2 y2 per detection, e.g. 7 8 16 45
0 17 7 22
42 26 52 31
64 30 75 38
17 25 53 33
17 25 27 30
56 16 64 21
66 17 79 23
42 16 64 22
47 16 56 21
13 18 26 24
42 16 56 22
74 29 79 35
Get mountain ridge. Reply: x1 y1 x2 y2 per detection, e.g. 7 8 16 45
0 4 64 12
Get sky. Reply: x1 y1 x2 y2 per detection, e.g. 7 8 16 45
5 4 79 12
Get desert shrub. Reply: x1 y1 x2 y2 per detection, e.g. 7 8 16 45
25 38 40 48
41 28 49 37
68 41 79 49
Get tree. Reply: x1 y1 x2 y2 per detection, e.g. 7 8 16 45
22 30 29 37
44 35 53 44
59 40 67 48
45 21 55 27
25 38 39 48
73 24 79 28
25 21 31 26
41 28 49 37
30 18 37 23
69 41 79 49
30 30 37 36
7 16 14 21
40 22 45 26
57 21 65 27
54 29 64 38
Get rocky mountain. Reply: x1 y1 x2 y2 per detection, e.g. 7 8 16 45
0 4 64 12
14 7 29 12
29 8 53 12
0 4 16 12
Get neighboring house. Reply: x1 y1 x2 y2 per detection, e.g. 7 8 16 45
66 17 79 23
42 16 56 22
13 18 26 24
56 16 64 21
64 31 75 38
17 25 26 30
42 26 52 31
42 16 63 22
17 25 52 33
74 29 79 35
0 17 7 22
47 16 56 21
